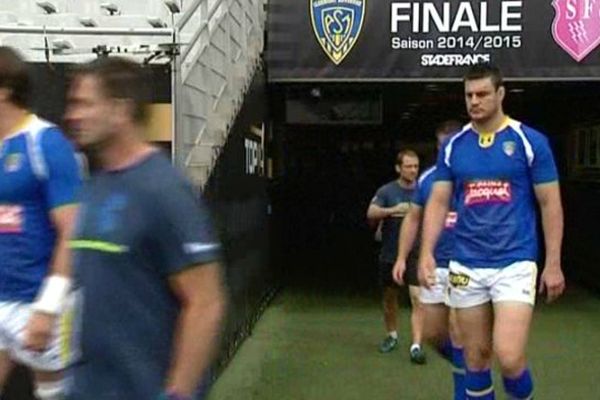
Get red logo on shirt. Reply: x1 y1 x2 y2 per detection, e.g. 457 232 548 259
464 180 512 206
0 205 24 233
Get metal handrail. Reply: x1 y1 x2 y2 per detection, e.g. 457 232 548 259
175 0 204 30
0 25 173 36
180 0 223 61
174 0 266 186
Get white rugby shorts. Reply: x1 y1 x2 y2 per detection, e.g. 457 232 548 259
0 298 74 371
420 268 450 305
447 261 537 308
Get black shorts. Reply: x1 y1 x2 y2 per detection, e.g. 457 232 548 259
378 258 419 288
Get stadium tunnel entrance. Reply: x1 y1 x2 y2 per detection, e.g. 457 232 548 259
268 80 600 294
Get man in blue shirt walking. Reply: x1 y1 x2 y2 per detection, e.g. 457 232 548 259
64 57 226 400
419 63 565 400
367 150 426 363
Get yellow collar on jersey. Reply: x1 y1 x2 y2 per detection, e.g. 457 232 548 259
476 116 510 149
11 113 34 134
0 113 34 155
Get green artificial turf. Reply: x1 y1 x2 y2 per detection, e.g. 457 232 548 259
209 287 600 400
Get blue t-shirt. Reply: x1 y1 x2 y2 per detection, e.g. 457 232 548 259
435 118 558 268
68 152 221 400
0 115 80 302
412 166 456 268
371 181 415 263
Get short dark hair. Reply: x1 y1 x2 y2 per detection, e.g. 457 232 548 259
435 120 462 136
73 57 149 123
0 46 31 108
396 149 418 166
463 63 504 90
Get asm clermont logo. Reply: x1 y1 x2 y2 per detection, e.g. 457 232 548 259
552 0 600 62
503 141 516 157
310 0 366 65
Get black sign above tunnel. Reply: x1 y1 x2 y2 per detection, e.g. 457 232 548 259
267 0 600 81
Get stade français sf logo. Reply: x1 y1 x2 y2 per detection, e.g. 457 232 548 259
552 0 600 62
310 0 366 65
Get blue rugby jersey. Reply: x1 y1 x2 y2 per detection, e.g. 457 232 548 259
434 118 558 268
0 115 81 301
412 166 456 268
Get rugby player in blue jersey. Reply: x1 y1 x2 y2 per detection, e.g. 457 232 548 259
393 120 465 399
419 63 565 400
0 46 81 399
65 57 226 400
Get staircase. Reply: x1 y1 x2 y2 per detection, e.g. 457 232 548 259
0 0 267 187
174 0 266 187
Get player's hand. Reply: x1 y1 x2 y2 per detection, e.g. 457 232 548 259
418 253 436 289
24 312 57 352
539 264 565 303
392 259 406 285
390 203 409 218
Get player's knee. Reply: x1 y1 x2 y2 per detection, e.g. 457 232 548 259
464 344 493 369
35 380 64 400
383 289 398 304
423 318 447 343
495 348 527 376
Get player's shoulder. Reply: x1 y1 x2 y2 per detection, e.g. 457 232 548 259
506 118 549 145
439 123 472 165
418 165 437 185
372 181 397 202
25 115 57 136
441 123 472 150
377 180 396 193
26 116 73 149
140 151 195 194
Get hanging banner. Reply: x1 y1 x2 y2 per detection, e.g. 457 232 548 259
268 0 600 81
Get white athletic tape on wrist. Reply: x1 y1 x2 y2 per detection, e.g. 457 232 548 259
32 275 71 315
35 380 64 400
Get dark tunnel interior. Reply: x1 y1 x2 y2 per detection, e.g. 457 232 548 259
270 81 600 294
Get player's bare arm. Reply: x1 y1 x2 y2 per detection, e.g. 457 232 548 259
534 182 565 303
367 203 406 222
393 204 422 285
24 204 78 352
166 262 226 397
419 182 452 289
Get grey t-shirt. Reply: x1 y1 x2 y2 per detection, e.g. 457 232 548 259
371 181 415 263
67 152 221 400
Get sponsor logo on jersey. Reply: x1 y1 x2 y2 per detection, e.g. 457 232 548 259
183 242 220 254
0 205 24 233
97 193 127 234
444 211 458 228
464 180 512 206
449 272 470 288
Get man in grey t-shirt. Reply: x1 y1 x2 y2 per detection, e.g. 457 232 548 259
64 57 225 400
367 150 425 363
